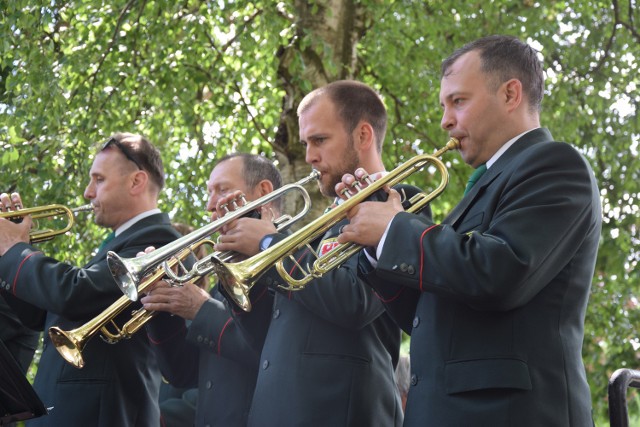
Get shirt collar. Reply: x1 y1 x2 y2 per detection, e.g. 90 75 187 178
114 208 161 236
486 127 540 169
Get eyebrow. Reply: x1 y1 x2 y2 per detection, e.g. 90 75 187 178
304 133 329 143
440 91 466 106
209 180 234 190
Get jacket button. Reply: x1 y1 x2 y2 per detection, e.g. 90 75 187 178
400 263 408 272
410 374 418 386
262 360 269 370
407 265 415 275
273 309 280 319
205 380 212 389
412 316 420 328
265 277 273 286
197 335 204 343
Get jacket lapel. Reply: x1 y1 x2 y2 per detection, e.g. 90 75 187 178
90 213 169 265
444 128 554 227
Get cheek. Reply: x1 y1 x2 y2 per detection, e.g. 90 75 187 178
325 148 342 169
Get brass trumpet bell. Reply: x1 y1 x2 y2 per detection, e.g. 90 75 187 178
49 240 212 369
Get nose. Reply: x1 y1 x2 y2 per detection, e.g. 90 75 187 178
440 107 455 131
206 194 218 215
206 196 214 212
84 181 95 200
305 144 319 166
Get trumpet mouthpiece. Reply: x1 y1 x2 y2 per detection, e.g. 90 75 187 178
72 204 94 214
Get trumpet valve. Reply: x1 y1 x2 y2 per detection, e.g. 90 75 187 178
350 180 363 192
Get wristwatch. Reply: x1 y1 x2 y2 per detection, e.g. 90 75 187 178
259 235 274 252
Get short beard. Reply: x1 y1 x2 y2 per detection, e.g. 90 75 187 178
318 136 359 198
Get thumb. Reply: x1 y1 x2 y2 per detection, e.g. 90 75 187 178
387 187 401 201
21 215 33 232
386 188 405 210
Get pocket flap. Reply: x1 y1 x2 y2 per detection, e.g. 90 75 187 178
445 358 532 394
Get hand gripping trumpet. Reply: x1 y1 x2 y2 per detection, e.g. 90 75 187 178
48 240 212 369
0 204 93 243
107 170 321 309
199 138 460 311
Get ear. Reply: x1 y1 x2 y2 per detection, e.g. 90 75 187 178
502 78 523 112
354 121 376 153
256 179 274 198
129 170 149 195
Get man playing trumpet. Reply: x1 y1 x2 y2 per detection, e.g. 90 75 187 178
0 133 180 426
213 80 406 426
335 36 601 426
141 153 282 427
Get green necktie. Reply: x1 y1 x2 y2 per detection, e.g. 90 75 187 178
464 164 487 195
98 231 116 250
323 199 339 214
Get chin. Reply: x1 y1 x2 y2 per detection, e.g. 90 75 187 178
318 182 337 198
93 215 106 227
459 151 472 166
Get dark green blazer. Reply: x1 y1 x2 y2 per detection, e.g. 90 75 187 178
365 128 601 426
147 283 273 427
0 213 180 427
235 220 404 427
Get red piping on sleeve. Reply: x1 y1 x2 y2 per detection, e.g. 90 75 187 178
286 247 311 301
288 247 311 276
216 317 233 356
147 322 187 345
12 251 42 295
419 225 439 292
373 288 405 303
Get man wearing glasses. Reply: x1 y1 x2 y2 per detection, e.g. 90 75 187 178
0 133 181 426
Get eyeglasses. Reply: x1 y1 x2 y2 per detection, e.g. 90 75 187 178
101 137 143 170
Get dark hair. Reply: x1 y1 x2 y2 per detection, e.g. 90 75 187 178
297 80 387 152
100 132 165 191
217 153 282 190
217 152 283 210
441 35 544 112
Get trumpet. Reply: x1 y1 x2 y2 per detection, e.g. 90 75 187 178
201 138 460 311
48 240 212 369
107 170 321 308
0 204 93 243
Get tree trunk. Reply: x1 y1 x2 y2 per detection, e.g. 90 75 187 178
273 0 368 224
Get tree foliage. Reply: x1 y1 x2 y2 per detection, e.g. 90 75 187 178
1 0 638 419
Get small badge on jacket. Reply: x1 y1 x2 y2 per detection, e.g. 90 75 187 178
318 238 340 256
